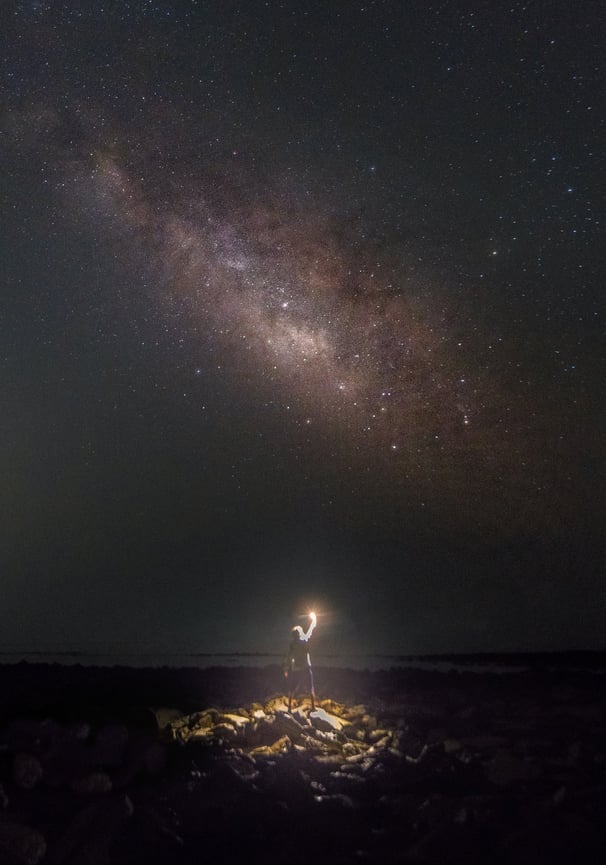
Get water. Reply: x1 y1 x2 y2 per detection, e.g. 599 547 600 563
1 649 603 674
0 650 554 673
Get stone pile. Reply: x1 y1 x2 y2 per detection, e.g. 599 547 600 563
163 696 412 763
0 681 604 864
158 693 606 863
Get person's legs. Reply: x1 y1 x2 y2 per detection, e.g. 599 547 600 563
288 669 302 711
308 664 316 710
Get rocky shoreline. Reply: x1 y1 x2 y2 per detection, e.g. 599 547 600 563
0 662 604 863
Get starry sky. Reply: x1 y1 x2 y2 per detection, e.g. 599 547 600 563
1 0 604 658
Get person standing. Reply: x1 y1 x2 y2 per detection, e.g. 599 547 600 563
284 611 316 711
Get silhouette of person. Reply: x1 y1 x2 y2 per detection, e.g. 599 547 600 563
284 611 316 711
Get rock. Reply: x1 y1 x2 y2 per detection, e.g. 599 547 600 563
460 734 508 752
188 727 214 741
71 771 113 794
408 823 493 864
68 723 91 742
42 744 87 788
0 823 46 865
318 699 346 716
50 795 132 865
486 749 541 787
342 704 368 722
501 814 603 865
151 707 184 730
395 730 426 761
219 713 249 729
368 728 391 744
250 735 291 757
264 697 289 714
342 741 367 758
313 754 343 767
309 709 345 733
314 792 355 808
248 744 274 757
248 717 279 747
271 713 306 742
4 720 49 754
367 735 391 753
344 725 367 742
305 728 342 751
13 753 43 790
292 708 310 725
89 724 129 768
141 740 167 775
212 722 238 743
112 737 167 787
299 733 331 754
426 727 449 745
169 709 217 740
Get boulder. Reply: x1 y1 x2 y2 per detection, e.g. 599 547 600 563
460 734 508 752
71 771 113 795
313 792 355 808
0 823 46 865
13 753 43 790
271 713 305 743
151 707 183 731
42 739 88 788
89 725 129 768
368 728 391 744
486 749 541 787
264 697 289 714
342 704 369 722
211 722 239 743
309 709 345 733
50 795 132 865
219 713 249 730
250 735 291 757
395 730 426 762
112 737 167 787
318 700 347 716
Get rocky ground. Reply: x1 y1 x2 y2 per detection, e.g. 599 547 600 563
0 662 605 864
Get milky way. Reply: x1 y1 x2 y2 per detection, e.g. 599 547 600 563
66 141 495 502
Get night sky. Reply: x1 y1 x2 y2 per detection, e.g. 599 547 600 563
1 0 604 658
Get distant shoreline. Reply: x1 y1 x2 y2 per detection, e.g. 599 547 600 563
1 649 605 674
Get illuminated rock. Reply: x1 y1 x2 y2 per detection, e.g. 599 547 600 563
250 735 291 757
309 708 345 733
271 713 305 742
263 697 289 714
220 713 250 729
151 707 184 730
